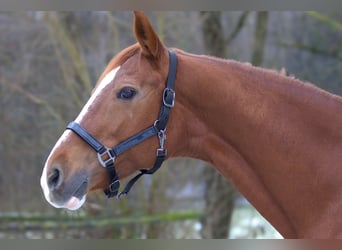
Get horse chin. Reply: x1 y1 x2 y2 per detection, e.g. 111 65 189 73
45 193 87 211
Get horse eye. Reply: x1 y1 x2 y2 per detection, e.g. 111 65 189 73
117 87 137 100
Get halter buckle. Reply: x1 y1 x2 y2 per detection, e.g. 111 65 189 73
157 129 167 157
163 88 175 108
97 148 116 168
109 179 120 193
156 148 167 157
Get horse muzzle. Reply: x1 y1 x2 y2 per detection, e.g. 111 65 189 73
40 164 88 210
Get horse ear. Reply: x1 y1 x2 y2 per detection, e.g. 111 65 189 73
133 11 166 60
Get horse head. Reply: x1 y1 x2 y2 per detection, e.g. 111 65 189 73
40 11 176 210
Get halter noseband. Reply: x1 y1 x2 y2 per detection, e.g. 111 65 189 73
66 50 177 199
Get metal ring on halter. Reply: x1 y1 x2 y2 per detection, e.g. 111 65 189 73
153 119 159 127
97 148 116 168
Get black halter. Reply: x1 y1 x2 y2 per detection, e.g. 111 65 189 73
66 49 177 199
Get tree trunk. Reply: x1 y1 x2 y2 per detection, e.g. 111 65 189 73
199 11 238 238
251 12 269 66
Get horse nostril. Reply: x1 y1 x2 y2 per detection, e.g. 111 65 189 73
48 167 63 191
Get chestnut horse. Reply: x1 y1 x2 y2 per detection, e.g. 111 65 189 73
40 11 342 238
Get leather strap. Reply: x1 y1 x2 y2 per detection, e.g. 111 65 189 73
67 122 105 153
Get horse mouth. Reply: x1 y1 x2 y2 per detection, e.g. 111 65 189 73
72 180 88 200
65 195 86 210
64 180 88 210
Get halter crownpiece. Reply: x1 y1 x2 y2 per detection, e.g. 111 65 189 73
66 49 178 199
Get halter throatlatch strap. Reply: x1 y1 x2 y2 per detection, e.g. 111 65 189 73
66 49 177 199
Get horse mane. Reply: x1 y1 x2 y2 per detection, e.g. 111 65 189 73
174 49 342 109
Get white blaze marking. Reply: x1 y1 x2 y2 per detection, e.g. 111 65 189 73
75 66 121 123
40 66 120 209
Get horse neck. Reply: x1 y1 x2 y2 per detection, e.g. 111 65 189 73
169 51 342 238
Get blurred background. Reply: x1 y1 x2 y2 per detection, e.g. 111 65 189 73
0 11 341 239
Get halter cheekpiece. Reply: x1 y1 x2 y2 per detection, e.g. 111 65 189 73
66 49 177 199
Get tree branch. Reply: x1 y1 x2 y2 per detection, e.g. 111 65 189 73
226 11 249 45
306 11 342 31
42 12 93 109
0 77 63 124
277 41 342 62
